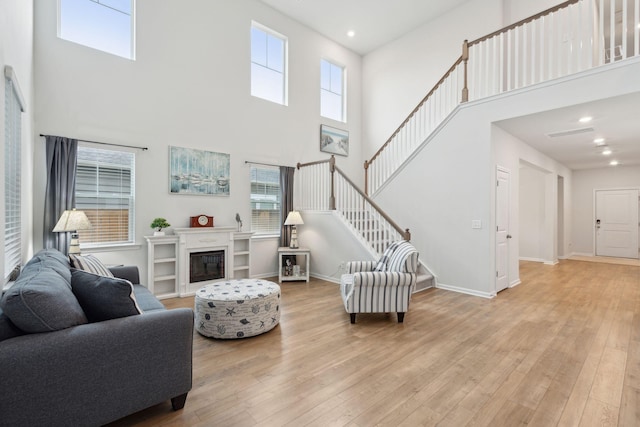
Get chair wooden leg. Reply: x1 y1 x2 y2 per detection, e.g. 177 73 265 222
397 312 405 323
171 392 188 411
350 313 356 324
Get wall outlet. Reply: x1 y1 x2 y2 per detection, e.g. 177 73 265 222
339 262 345 271
471 220 482 229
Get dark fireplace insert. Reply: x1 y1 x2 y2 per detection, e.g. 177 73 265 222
190 250 225 283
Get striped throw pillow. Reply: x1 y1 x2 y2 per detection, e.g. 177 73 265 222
373 241 402 272
386 241 419 273
69 254 114 277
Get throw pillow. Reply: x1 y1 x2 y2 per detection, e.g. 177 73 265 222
373 241 402 272
69 254 114 277
0 265 88 333
70 269 143 323
386 241 419 273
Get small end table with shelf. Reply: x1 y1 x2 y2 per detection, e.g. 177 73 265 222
278 247 310 283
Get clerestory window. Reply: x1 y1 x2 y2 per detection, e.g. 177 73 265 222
58 0 136 60
251 22 288 105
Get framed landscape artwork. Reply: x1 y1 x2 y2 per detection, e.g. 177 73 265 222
320 125 349 157
169 146 230 196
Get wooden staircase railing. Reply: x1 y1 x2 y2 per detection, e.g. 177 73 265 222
365 0 639 196
296 156 409 255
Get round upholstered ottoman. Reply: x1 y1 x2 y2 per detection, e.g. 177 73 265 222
194 279 280 339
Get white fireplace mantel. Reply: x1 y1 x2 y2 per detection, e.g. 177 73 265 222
174 227 237 296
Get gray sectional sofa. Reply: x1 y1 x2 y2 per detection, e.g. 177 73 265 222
0 249 194 426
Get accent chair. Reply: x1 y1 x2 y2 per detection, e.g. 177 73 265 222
340 240 419 324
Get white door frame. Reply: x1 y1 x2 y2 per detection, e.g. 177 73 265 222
496 166 510 294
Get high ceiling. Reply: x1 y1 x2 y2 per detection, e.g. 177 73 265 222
260 0 640 171
259 0 471 55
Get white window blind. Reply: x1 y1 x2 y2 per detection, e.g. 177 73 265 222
321 59 345 122
250 166 281 234
75 146 135 247
4 67 25 281
251 22 287 105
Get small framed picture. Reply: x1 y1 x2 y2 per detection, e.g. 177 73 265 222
320 125 349 157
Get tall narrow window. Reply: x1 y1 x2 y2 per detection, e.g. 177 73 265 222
250 166 281 234
321 59 345 122
75 146 135 247
4 67 25 281
58 0 136 60
251 22 287 105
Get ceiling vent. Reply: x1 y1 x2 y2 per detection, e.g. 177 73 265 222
546 127 595 138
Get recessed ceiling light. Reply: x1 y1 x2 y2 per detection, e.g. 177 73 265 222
579 116 593 123
347 30 355 38
602 148 612 155
610 160 619 166
594 137 605 144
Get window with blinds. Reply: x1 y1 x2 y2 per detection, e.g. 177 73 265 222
250 166 281 235
75 146 135 247
4 72 24 281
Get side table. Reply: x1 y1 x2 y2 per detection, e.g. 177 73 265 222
278 247 310 282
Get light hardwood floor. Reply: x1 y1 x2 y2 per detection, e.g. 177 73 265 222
108 260 640 426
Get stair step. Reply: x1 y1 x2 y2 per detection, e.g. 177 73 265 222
414 273 434 293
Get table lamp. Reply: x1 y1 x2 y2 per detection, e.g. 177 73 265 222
53 209 92 255
284 211 304 249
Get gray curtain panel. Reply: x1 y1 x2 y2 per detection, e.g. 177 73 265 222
44 136 78 253
279 166 295 248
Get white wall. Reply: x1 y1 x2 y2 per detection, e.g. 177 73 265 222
519 165 547 261
0 0 35 280
371 58 640 297
572 166 640 255
32 0 362 280
362 0 504 161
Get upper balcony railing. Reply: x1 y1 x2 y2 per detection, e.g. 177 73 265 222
365 0 640 195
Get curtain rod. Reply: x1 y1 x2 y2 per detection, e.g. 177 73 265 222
244 160 292 168
40 134 148 151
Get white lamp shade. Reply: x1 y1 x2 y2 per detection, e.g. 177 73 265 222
284 211 304 226
52 209 92 232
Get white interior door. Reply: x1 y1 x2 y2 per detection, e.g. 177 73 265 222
496 168 510 293
595 189 639 259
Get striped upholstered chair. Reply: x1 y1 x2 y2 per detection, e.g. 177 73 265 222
340 241 419 324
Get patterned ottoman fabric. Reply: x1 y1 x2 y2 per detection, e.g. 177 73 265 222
195 279 280 339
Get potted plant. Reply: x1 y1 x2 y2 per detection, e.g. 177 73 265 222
150 218 171 236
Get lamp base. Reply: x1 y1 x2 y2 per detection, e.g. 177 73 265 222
289 226 299 249
69 233 81 255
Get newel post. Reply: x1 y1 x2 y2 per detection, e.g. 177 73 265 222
363 160 369 196
329 155 336 210
461 39 469 103
404 229 411 242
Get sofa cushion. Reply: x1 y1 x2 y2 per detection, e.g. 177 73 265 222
71 269 142 322
0 265 88 333
0 308 24 342
69 254 114 277
24 248 72 283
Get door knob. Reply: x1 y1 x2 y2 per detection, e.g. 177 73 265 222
506 234 512 239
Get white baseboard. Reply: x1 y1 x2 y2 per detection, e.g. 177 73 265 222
436 283 495 299
310 273 340 284
509 279 521 288
543 260 559 266
519 257 544 262
571 252 594 257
